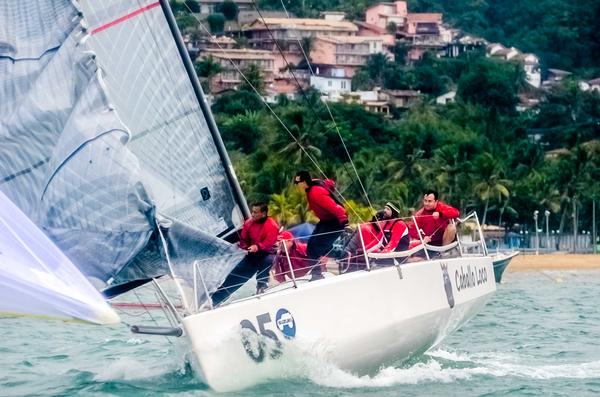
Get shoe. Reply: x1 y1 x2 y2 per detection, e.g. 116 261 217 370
309 273 324 282
256 285 267 295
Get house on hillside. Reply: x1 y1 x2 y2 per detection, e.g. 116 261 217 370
446 34 486 58
311 35 387 78
365 1 407 30
243 17 358 74
237 10 290 25
200 48 274 91
341 90 391 117
395 13 446 61
354 21 396 47
588 77 600 92
487 44 541 88
541 68 572 90
381 89 421 108
436 91 456 105
310 68 352 100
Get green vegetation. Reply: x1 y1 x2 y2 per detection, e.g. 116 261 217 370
409 0 600 76
260 0 600 75
175 0 599 235
206 13 225 34
209 56 599 233
216 0 239 20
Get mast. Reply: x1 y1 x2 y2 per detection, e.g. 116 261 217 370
159 0 250 220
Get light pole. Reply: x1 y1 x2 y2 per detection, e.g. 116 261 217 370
534 210 539 255
545 210 550 253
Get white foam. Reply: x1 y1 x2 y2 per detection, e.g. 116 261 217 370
93 356 177 381
299 349 600 388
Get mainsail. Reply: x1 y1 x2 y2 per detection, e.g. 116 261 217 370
0 0 247 308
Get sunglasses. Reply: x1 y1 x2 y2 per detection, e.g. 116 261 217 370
293 179 301 184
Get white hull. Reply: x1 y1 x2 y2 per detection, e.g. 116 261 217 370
181 256 495 391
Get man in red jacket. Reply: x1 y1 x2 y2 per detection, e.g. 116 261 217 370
294 170 348 280
379 202 409 253
211 202 279 306
408 190 459 246
272 231 311 282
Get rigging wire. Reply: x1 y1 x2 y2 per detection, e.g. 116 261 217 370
249 0 376 215
182 4 367 221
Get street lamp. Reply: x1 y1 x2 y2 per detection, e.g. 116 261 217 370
545 210 550 252
534 210 539 255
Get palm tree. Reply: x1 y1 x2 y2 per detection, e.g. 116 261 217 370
269 191 296 227
195 55 222 94
278 128 322 166
297 35 315 71
472 152 511 225
240 63 265 94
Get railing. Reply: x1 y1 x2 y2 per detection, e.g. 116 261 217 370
192 212 489 310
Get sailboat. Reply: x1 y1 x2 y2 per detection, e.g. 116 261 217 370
0 0 495 392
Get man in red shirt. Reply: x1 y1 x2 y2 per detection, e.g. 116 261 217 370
408 190 459 246
294 171 348 280
211 202 279 306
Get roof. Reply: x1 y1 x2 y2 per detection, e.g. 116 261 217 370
406 13 442 22
203 48 274 60
587 77 600 85
548 68 571 76
384 89 421 97
315 35 382 44
312 74 351 80
353 21 387 34
245 18 358 32
364 101 390 106
208 36 236 44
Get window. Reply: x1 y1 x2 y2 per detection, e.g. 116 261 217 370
328 80 332 87
341 81 347 89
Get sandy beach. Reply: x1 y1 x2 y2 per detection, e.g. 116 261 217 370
508 253 600 272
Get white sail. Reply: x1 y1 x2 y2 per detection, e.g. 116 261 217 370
0 0 246 305
0 191 120 324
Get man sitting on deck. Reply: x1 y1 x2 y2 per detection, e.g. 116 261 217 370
408 190 460 247
271 231 311 282
211 202 278 306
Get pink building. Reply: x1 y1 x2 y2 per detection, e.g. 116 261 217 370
404 13 442 35
354 21 396 47
365 1 407 30
201 48 275 91
244 18 358 76
312 36 381 78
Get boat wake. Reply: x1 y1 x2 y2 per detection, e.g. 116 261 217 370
304 348 600 388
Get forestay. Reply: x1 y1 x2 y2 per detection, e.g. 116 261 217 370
0 0 246 306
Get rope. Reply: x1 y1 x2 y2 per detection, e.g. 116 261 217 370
249 0 376 217
182 3 368 222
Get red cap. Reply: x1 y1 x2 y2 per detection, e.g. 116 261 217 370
279 231 294 241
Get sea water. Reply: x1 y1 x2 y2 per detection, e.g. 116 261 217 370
1 270 599 396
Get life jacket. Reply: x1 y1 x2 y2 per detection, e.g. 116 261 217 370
311 178 343 206
382 219 399 246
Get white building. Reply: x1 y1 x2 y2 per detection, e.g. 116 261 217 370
310 68 351 99
436 91 456 105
